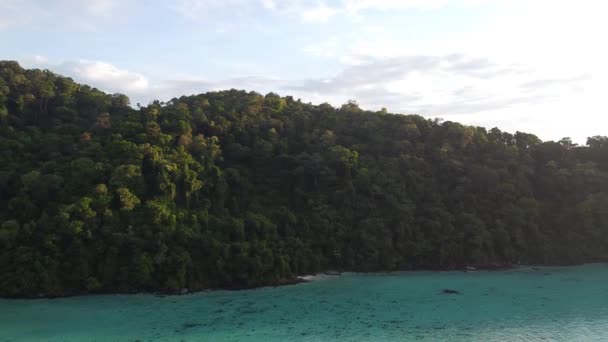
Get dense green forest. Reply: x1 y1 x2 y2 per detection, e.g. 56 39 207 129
1 61 607 297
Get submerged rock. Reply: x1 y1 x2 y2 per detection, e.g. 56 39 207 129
442 289 461 295
180 322 201 330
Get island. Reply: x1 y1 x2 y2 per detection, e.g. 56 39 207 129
0 61 607 298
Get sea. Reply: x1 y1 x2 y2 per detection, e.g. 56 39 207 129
1 264 607 341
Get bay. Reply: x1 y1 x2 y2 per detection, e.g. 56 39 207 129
1 264 607 341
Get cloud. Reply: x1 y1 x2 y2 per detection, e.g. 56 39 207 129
19 55 49 66
301 4 338 23
286 54 590 117
168 0 477 24
519 75 592 90
260 0 276 10
172 0 223 18
173 0 338 23
31 53 591 118
0 0 131 31
257 0 487 23
22 53 597 143
303 37 339 57
24 58 288 105
36 60 150 95
292 55 500 93
172 0 263 19
78 0 121 15
158 76 284 95
0 0 35 29
342 0 452 13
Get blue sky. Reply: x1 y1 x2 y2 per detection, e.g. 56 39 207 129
1 0 605 143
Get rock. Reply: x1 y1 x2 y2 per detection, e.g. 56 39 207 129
181 322 200 329
180 288 189 295
442 289 461 295
465 266 477 271
324 270 341 275
275 278 307 286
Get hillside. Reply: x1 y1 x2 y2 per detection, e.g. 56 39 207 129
1 61 607 297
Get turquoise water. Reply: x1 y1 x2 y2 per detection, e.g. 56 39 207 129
1 265 608 341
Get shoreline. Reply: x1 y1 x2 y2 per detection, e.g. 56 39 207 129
3 263 605 300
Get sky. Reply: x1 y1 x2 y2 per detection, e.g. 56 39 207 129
1 0 606 143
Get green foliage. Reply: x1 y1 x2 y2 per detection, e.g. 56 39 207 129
1 60 608 297
115 188 141 211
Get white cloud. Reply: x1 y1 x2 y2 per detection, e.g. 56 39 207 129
172 0 256 18
256 0 488 23
0 0 34 29
342 0 451 13
339 55 365 66
172 0 217 18
261 0 276 10
22 58 289 106
32 55 48 64
80 0 120 15
169 0 480 24
12 0 605 143
19 55 49 67
303 37 339 57
301 4 338 23
285 0 606 144
26 52 600 143
0 0 130 31
55 60 149 94
284 53 597 142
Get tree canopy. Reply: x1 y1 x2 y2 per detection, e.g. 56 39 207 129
1 61 607 297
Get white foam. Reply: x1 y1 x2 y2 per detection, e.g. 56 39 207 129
297 273 339 281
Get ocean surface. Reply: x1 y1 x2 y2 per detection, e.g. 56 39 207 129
1 264 608 341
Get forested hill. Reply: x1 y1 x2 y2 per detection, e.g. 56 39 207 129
1 61 607 297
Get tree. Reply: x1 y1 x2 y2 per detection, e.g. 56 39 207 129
1 60 608 297
115 188 140 211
